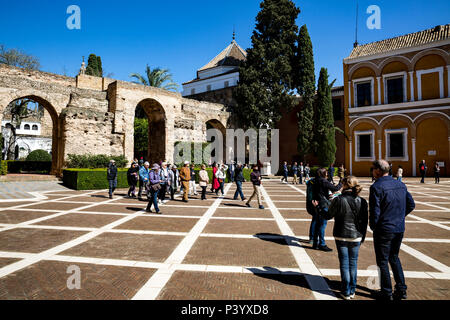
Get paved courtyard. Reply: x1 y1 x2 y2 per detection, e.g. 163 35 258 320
0 178 448 300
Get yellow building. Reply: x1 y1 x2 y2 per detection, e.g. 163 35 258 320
343 24 450 177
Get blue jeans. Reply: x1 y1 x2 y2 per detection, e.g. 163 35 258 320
336 240 361 296
233 181 245 200
309 211 328 247
373 232 407 296
146 188 160 212
397 176 402 182
108 179 117 196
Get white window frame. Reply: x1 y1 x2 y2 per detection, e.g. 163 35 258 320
354 130 375 162
353 77 374 107
416 66 444 101
383 71 407 104
385 128 409 162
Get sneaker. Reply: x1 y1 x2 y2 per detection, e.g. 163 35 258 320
109 195 113 199
342 294 351 300
393 290 407 300
259 205 265 210
350 293 355 299
318 245 333 252
156 211 162 215
371 290 393 301
145 209 152 213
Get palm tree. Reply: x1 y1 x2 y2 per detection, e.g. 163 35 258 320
130 65 179 91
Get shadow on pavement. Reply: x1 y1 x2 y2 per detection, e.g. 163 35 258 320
254 233 311 247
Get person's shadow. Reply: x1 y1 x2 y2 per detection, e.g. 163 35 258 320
254 233 311 247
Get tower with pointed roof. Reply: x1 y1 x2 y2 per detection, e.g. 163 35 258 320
182 34 247 107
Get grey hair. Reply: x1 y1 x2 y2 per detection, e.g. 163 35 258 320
372 159 390 174
144 162 150 166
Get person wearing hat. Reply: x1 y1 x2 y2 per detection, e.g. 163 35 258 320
179 161 191 202
107 159 118 199
146 163 162 214
127 161 140 198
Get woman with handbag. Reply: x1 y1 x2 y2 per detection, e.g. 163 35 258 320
323 176 368 300
198 164 210 200
127 161 139 198
311 168 342 252
146 163 162 214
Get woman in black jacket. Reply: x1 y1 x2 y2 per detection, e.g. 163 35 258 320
127 162 139 198
324 176 368 300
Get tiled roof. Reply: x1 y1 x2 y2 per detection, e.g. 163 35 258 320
346 24 450 60
198 40 247 72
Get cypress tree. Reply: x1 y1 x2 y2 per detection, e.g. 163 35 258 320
85 54 98 76
295 25 315 161
315 68 336 167
96 56 103 77
234 0 300 129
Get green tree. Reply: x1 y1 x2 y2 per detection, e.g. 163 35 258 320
134 117 149 160
234 0 300 129
295 25 316 161
0 44 40 70
130 65 178 91
85 54 103 77
315 68 336 167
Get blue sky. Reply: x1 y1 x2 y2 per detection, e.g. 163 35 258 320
1 0 449 89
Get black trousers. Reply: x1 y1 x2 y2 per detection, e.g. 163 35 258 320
159 184 167 201
373 232 407 296
201 186 207 200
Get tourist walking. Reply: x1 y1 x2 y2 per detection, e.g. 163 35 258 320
215 163 228 196
370 159 415 300
198 164 209 200
127 161 139 198
434 163 440 184
168 165 180 200
246 165 264 209
179 161 191 202
311 168 342 252
233 163 246 201
189 164 198 196
228 161 236 183
212 162 220 193
338 164 346 184
292 162 299 185
419 160 427 183
397 165 403 183
304 163 311 181
159 162 169 204
107 159 118 199
138 161 150 201
281 161 289 183
299 162 305 185
146 163 162 214
324 176 368 300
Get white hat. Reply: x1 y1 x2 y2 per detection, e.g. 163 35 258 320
184 161 190 165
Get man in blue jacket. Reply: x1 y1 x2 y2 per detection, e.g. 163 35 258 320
370 159 415 300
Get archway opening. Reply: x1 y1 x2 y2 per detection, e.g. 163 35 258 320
134 99 166 164
1 95 58 174
206 119 226 164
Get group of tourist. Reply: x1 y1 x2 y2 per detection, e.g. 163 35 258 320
306 159 415 301
106 159 266 214
107 156 425 300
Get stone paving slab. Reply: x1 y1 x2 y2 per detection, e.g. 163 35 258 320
60 232 184 262
203 219 280 235
0 210 57 224
0 260 156 300
32 212 123 229
114 216 199 233
157 271 314 300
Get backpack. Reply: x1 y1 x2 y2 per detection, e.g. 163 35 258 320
306 178 316 215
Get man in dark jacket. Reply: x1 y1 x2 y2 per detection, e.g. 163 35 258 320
233 163 246 201
311 168 342 252
246 165 264 209
419 160 427 183
107 160 118 199
370 159 415 300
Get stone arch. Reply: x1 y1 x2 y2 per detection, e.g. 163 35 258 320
379 56 412 72
1 94 62 174
414 111 450 137
349 117 380 139
411 48 450 68
348 61 380 79
379 114 415 138
134 98 167 164
205 118 227 163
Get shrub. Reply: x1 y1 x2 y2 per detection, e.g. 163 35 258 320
26 149 52 162
0 160 7 175
63 169 128 190
66 154 128 169
6 161 52 174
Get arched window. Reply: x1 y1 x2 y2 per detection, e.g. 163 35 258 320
24 124 30 130
32 125 38 130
